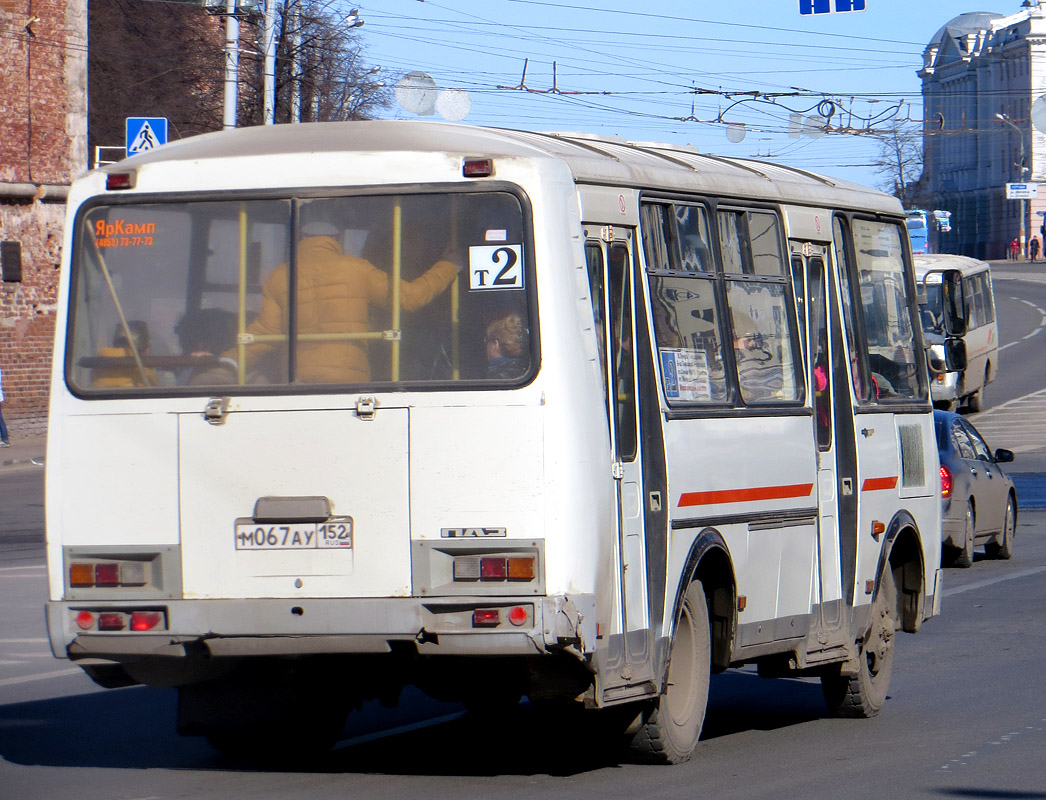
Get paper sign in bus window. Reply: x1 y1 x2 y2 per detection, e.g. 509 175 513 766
469 244 524 290
660 348 712 401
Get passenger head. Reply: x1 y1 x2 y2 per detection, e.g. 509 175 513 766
485 312 527 360
114 320 150 353
300 220 341 240
176 308 238 356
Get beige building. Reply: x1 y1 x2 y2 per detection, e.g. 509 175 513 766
920 3 1046 259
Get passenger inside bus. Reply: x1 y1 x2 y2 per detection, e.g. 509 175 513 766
92 320 157 388
175 308 239 385
484 311 530 379
238 220 461 384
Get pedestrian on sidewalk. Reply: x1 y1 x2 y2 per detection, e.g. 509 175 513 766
1010 238 1020 260
1032 236 1041 262
0 365 9 447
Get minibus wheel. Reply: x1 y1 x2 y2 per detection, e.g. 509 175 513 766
821 567 897 718
629 580 710 763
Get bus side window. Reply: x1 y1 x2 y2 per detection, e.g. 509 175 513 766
641 200 729 404
719 209 800 404
842 217 924 402
584 242 609 407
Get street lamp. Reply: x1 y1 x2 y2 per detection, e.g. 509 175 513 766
997 112 1029 259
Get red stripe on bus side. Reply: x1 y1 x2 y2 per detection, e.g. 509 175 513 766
861 476 899 491
677 483 814 508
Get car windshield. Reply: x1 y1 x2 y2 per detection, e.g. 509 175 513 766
68 192 533 393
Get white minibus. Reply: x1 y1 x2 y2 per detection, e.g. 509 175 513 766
914 253 998 412
45 121 957 764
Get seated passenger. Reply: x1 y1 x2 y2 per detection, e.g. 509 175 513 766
175 308 239 385
485 312 530 379
93 320 156 388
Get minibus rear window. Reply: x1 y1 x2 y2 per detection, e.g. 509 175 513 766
68 192 533 393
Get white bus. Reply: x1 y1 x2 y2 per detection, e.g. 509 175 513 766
45 121 958 764
914 254 997 412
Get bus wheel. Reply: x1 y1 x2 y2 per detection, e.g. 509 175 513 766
966 388 983 413
629 581 710 764
822 568 897 718
985 496 1016 560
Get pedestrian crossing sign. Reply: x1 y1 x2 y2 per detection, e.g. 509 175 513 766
125 117 169 156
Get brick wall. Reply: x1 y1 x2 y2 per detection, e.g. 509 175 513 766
0 0 87 436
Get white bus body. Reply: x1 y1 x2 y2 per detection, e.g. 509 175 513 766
914 254 998 412
46 121 942 763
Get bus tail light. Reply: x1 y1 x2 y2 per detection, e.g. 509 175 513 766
471 606 530 628
472 608 500 627
68 560 149 589
70 608 168 632
452 554 537 583
480 557 507 580
130 611 165 631
940 465 953 498
98 613 126 631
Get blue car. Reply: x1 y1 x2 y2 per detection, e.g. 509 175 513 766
933 410 1018 567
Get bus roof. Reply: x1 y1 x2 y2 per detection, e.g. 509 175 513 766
102 120 903 215
913 253 991 280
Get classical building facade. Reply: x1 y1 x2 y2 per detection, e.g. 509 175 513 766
920 3 1046 259
0 0 87 435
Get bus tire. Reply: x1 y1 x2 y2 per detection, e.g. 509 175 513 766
985 495 1016 560
629 581 710 764
966 387 983 413
822 567 897 718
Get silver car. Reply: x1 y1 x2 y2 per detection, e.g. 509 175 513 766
934 410 1018 567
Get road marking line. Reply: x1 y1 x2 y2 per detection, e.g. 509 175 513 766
0 667 84 687
0 638 49 644
942 565 1046 597
0 565 45 573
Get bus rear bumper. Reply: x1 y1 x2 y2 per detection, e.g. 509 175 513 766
46 594 596 663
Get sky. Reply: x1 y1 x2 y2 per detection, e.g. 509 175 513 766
349 0 1014 191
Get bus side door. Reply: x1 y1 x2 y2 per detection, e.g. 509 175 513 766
792 241 851 642
585 228 654 678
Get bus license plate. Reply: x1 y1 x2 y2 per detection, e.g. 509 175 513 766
234 519 353 550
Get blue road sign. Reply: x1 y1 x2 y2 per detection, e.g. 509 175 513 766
800 0 865 14
125 117 169 156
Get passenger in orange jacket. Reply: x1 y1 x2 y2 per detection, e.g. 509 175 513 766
243 229 460 383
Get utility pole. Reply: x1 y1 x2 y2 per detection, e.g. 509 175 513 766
223 0 240 129
998 112 1029 260
263 0 277 124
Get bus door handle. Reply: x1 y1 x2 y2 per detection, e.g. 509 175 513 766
841 478 854 496
611 461 625 480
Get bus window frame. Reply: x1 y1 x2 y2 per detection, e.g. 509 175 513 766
639 195 804 411
833 212 929 411
64 182 542 399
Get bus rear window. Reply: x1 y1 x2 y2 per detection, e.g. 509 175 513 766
68 192 532 392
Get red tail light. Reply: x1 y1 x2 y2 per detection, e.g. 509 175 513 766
940 465 953 498
472 609 500 627
480 557 508 581
130 611 164 632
